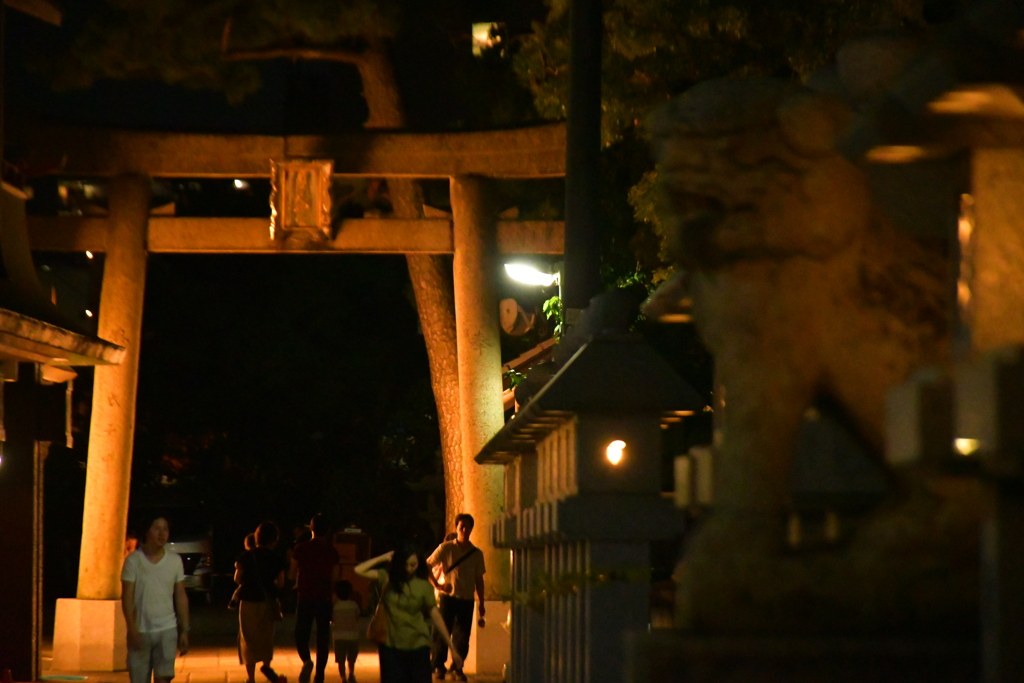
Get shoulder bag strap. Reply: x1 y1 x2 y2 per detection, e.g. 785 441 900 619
378 576 391 617
444 545 479 575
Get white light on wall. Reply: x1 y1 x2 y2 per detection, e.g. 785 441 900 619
605 440 626 465
233 179 249 190
504 263 559 287
954 438 980 456
472 22 502 56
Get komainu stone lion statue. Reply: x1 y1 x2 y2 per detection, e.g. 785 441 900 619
650 73 980 635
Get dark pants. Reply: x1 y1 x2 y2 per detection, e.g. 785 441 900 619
380 645 431 683
295 598 332 679
430 595 474 672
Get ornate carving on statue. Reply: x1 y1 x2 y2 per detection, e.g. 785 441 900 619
269 159 333 246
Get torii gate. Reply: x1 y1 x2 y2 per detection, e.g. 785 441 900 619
24 121 566 671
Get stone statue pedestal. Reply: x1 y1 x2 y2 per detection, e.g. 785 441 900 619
626 632 978 683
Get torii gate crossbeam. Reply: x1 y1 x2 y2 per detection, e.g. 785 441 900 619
29 216 564 254
20 123 566 178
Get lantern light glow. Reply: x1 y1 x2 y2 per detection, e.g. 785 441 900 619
605 439 626 465
954 438 980 456
504 263 559 287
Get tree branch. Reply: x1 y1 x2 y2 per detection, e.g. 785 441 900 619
221 47 366 64
220 17 233 55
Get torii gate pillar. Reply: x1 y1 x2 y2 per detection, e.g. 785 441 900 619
451 175 511 674
53 174 150 671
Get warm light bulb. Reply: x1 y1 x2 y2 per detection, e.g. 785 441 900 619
504 263 559 287
605 440 626 465
85 251 94 259
233 179 249 190
85 310 94 318
954 438 980 456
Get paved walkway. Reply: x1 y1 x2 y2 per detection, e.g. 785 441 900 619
42 644 501 683
39 605 501 683
41 644 385 683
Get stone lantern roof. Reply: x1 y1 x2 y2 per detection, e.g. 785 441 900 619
838 0 1024 162
476 331 706 464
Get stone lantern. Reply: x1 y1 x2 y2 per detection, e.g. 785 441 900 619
475 331 704 683
836 3 1024 680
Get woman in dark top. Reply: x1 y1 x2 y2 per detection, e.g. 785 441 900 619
235 521 287 683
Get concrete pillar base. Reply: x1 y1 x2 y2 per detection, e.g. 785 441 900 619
52 598 127 672
463 600 511 675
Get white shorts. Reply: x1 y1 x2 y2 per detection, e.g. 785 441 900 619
127 627 178 683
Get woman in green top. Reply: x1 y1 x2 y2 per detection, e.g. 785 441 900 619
355 543 462 683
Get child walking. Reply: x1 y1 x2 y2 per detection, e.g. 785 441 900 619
229 533 257 611
332 581 361 683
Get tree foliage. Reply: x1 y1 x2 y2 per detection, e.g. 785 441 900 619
513 0 928 283
515 0 924 145
48 0 398 102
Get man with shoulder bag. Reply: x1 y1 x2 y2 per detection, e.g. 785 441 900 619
426 514 486 682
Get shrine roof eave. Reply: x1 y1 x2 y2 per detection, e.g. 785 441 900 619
476 332 706 464
0 306 125 367
848 100 1024 165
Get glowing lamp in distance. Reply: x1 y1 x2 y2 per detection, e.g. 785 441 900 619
954 438 980 456
605 440 626 465
504 263 559 287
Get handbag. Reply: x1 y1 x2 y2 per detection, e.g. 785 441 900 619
249 550 285 621
366 577 389 644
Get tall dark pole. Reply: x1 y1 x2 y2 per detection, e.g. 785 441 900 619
562 0 603 317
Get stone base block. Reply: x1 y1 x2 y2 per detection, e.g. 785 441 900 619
52 598 127 672
625 632 978 683
462 601 511 675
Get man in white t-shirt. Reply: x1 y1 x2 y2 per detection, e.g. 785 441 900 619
121 516 190 683
427 514 486 682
